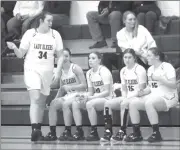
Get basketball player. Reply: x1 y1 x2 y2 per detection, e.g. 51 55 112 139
43 48 87 141
6 12 64 142
71 52 114 141
100 48 147 143
125 47 178 142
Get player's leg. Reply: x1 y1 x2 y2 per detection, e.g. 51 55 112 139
59 93 77 141
125 96 146 142
44 97 63 141
101 97 123 142
119 98 133 136
86 98 107 141
71 100 86 141
29 90 47 141
145 95 168 142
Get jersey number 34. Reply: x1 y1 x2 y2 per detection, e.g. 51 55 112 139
38 51 47 59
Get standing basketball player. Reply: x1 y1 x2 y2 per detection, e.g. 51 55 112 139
6 12 64 142
125 47 178 142
43 48 87 141
71 52 114 141
100 48 147 143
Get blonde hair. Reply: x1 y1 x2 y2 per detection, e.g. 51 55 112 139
123 11 139 37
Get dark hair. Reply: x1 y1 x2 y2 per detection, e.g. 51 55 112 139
89 51 103 65
123 48 137 61
63 48 71 56
148 47 166 62
89 51 102 60
35 11 53 28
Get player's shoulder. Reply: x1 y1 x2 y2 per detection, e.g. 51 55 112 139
52 29 61 37
136 64 146 72
147 65 153 73
120 66 126 74
86 68 92 77
24 28 36 36
162 62 174 68
99 65 111 74
72 63 83 72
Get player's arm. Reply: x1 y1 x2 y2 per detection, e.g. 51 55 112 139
54 79 66 99
153 64 177 89
120 68 127 98
86 71 94 97
88 68 112 100
138 68 151 97
69 65 87 91
130 66 147 98
54 31 64 79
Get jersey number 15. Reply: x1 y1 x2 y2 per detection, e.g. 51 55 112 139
128 85 134 91
38 51 47 59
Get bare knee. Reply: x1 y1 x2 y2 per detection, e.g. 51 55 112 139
63 100 72 110
86 11 98 20
49 98 63 111
146 11 157 19
72 101 81 110
86 101 94 110
145 100 154 110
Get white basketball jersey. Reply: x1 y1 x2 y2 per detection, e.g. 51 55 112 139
20 28 63 71
148 62 178 96
61 64 80 90
121 63 146 98
87 66 113 97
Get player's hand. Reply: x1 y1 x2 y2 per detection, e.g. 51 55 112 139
21 15 29 21
113 83 121 91
16 13 22 20
138 89 144 97
98 8 109 19
6 42 17 50
52 72 60 86
152 74 161 81
62 85 72 93
75 94 88 104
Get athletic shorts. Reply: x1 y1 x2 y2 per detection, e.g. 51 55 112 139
24 68 53 96
162 92 179 111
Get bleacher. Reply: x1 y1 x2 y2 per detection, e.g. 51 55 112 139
1 22 180 126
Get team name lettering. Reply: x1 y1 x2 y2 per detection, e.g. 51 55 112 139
125 80 138 85
34 44 53 50
92 81 103 86
63 78 76 85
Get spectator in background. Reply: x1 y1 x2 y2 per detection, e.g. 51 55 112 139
87 1 132 49
7 1 44 38
132 1 161 34
1 1 16 32
117 11 157 70
43 1 71 29
1 1 16 54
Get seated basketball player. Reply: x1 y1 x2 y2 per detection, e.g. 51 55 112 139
43 48 87 141
100 48 147 143
126 47 179 142
72 52 114 141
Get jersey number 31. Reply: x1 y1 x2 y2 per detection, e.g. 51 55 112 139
38 51 47 59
